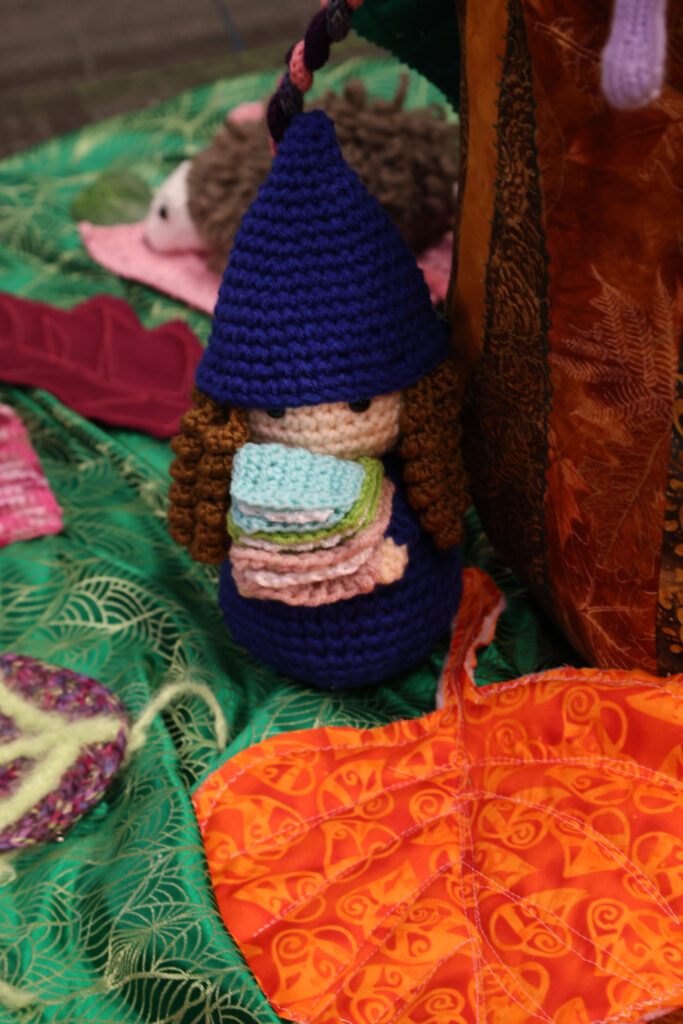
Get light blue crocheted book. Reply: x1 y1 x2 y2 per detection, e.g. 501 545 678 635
231 443 366 535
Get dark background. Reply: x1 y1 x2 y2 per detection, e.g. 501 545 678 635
0 0 380 157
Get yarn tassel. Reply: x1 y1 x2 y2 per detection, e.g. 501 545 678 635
0 979 41 1009
125 681 229 762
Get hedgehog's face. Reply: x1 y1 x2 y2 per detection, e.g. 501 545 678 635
144 160 205 253
247 393 402 459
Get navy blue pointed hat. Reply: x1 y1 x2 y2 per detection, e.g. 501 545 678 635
195 110 450 409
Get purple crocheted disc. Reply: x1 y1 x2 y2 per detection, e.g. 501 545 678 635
0 654 128 851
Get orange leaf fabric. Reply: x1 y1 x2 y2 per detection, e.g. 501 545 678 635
193 568 683 1024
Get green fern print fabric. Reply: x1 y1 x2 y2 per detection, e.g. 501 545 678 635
0 58 578 1023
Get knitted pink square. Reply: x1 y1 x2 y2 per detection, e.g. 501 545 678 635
0 404 63 548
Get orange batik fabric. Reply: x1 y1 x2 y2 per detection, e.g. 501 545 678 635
193 569 683 1024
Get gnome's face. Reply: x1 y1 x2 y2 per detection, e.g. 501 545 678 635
247 392 402 460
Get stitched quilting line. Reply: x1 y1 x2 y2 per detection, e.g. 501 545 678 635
306 708 467 1021
595 978 683 1024
200 734 461 861
202 746 683 869
245 798 467 941
227 761 679 1015
379 687 495 1024
460 783 554 1023
457 791 679 924
454 680 485 1024
378 909 683 1024
237 712 466 942
261 830 672 1024
307 850 470 1022
463 668 683 706
381 935 475 1024
194 713 445 825
466 754 683 791
464 864 658 996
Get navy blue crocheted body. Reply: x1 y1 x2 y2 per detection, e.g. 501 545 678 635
218 458 462 688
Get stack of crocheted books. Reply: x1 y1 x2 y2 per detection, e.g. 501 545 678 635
228 443 395 604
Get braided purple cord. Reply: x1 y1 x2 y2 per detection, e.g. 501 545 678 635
267 72 305 143
279 71 305 119
267 0 357 146
266 92 290 145
304 9 331 71
326 0 352 42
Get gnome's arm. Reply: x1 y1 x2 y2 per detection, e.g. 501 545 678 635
378 536 409 584
169 386 249 564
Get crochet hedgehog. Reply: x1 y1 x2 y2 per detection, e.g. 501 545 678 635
168 110 468 689
146 79 458 273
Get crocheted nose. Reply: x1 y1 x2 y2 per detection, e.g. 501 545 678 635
195 110 449 410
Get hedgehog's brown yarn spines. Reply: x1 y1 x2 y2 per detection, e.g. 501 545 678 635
187 117 272 275
399 359 470 549
186 78 458 271
168 386 249 564
319 78 458 254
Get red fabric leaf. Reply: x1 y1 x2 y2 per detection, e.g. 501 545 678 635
0 293 203 438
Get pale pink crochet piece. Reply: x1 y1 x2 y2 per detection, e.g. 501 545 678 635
0 405 63 548
235 549 383 606
235 502 334 524
79 222 452 314
243 543 376 588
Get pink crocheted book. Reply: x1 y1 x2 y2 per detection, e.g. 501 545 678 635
0 404 63 547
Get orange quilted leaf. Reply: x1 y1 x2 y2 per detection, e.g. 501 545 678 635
193 569 683 1024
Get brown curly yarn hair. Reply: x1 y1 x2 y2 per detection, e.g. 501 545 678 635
168 388 248 564
187 77 458 274
168 359 469 564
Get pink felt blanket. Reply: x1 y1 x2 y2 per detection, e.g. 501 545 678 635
0 404 63 547
79 221 453 313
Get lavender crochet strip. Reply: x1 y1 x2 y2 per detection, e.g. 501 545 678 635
601 0 668 109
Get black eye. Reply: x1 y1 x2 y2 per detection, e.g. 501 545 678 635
349 399 371 413
266 408 286 419
158 204 168 220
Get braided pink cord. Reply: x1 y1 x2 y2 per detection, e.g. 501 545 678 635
289 41 313 93
287 0 364 91
0 404 63 548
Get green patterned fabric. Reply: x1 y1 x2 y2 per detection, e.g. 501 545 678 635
0 57 578 1023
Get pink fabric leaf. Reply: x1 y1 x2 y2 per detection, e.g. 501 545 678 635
0 404 63 548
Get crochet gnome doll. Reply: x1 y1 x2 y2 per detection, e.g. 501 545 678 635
168 110 468 688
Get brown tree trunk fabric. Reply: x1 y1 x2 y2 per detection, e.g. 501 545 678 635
661 1011 683 1024
450 0 683 673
